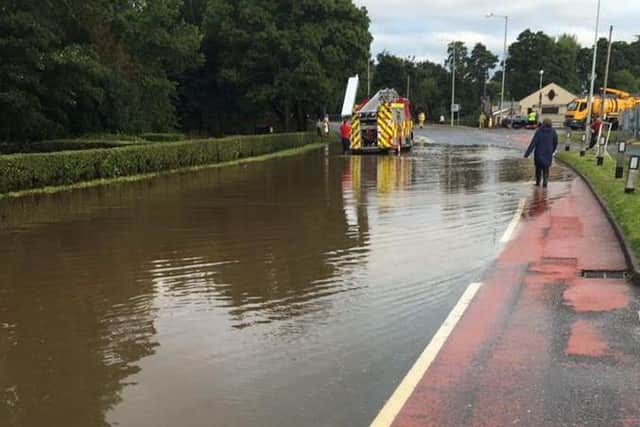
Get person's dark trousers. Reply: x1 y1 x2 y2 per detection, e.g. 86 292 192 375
341 138 350 154
535 165 550 187
589 133 597 149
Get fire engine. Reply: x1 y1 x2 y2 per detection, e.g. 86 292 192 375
349 89 414 154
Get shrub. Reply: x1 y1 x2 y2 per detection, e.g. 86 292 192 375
0 139 144 155
140 133 186 142
0 132 316 194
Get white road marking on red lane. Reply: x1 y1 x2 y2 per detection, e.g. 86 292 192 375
369 282 484 427
500 198 526 243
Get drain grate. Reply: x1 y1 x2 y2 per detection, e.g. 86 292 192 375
581 270 628 279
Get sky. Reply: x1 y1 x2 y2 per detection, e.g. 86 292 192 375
353 0 640 65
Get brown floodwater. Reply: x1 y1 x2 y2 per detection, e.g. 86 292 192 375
0 131 572 427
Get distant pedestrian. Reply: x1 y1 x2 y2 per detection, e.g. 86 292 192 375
589 114 602 149
339 118 351 154
418 112 426 129
478 112 487 129
316 118 323 137
524 117 558 188
323 114 330 136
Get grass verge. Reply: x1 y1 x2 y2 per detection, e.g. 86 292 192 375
557 150 640 262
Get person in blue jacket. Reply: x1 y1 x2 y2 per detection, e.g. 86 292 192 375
524 117 558 188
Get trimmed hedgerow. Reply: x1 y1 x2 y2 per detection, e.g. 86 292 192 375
0 138 150 154
0 132 316 194
140 132 186 142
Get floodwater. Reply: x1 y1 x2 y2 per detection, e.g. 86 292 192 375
0 129 572 427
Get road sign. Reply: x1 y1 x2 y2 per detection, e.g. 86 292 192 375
451 104 460 113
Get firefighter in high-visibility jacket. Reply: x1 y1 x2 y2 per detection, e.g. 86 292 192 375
528 110 538 126
418 112 426 129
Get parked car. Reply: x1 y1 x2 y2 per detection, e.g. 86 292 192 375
501 115 527 129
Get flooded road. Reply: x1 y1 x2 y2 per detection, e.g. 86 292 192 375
0 129 572 426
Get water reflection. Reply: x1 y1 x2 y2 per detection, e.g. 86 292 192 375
439 146 486 193
528 187 550 217
376 156 413 193
0 224 158 427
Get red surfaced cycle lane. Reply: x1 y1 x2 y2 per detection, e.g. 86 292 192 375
374 177 640 427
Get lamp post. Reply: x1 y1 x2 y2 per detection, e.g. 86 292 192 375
442 41 457 127
367 57 371 98
451 47 456 128
582 0 602 157
487 12 508 126
538 69 544 117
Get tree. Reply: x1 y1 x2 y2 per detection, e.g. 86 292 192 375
0 0 202 142
611 69 640 93
466 43 498 111
196 0 372 134
0 0 107 140
372 52 409 94
506 30 557 100
553 34 581 93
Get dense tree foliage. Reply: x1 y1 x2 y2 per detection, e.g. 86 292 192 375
1 0 370 141
186 0 372 134
0 0 202 141
507 31 640 100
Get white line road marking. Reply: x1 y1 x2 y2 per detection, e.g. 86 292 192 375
369 282 484 427
500 198 526 244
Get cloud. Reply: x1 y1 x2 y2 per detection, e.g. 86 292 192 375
355 0 640 64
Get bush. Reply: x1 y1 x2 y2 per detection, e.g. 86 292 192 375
0 132 316 194
140 133 186 142
0 139 145 155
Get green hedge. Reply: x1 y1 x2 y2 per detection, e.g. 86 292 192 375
0 139 146 155
141 132 186 142
0 133 187 155
0 132 316 194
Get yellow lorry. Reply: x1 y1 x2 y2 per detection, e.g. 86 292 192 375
565 88 640 129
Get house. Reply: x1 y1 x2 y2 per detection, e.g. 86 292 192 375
518 82 576 127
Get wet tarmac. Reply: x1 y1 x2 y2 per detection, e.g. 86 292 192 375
0 128 572 426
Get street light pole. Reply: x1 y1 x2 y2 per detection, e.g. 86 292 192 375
600 25 614 119
538 69 544 116
487 13 509 126
451 44 456 127
367 58 371 98
582 0 601 156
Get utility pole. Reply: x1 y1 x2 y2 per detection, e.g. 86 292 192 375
500 16 508 126
406 75 411 100
367 59 371 98
600 25 614 118
451 45 456 127
486 13 509 125
582 0 601 156
538 69 545 115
